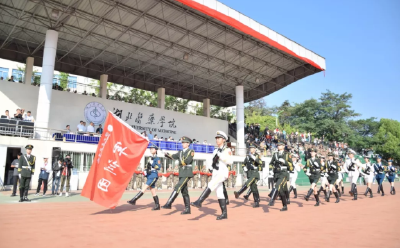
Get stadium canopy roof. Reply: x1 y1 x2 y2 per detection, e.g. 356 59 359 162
0 0 326 107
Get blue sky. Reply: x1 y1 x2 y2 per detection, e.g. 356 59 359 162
220 0 400 121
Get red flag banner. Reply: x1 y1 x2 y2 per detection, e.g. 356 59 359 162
81 112 149 208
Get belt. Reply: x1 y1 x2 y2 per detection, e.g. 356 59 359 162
280 166 287 170
22 166 31 170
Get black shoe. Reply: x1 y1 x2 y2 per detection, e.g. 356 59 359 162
10 193 16 197
18 189 24 202
152 196 160 211
24 190 31 202
181 195 191 215
234 185 248 199
253 192 260 208
304 188 314 201
293 188 298 198
243 188 252 200
393 187 396 195
191 188 211 208
314 194 320 207
268 188 278 206
325 190 331 202
390 186 394 195
223 187 229 205
368 188 373 198
162 190 178 209
280 192 288 210
334 192 340 203
216 199 227 220
280 206 288 211
127 191 144 205
380 185 384 196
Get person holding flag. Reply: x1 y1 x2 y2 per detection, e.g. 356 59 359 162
127 145 162 210
162 136 194 215
191 131 232 220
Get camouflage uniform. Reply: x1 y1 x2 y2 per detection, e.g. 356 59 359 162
192 166 199 189
156 173 163 190
201 166 207 189
225 165 232 188
127 175 135 190
136 167 143 190
173 165 179 187
166 166 173 189
232 165 237 188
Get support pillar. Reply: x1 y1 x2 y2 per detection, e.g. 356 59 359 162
36 30 58 129
24 57 34 84
100 74 108 98
235 85 245 155
157 87 165 109
203 98 210 117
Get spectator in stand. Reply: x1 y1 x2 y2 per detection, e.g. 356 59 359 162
65 125 71 133
4 110 11 119
10 153 22 197
168 136 173 141
282 129 286 140
203 140 208 145
87 122 95 133
147 131 154 140
153 134 159 140
52 158 63 195
8 76 15 82
23 111 35 122
96 124 103 134
83 122 88 132
14 108 23 120
35 157 52 196
77 121 85 132
59 155 73 197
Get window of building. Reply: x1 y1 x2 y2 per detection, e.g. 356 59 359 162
12 69 23 82
0 67 9 79
53 74 60 85
59 151 95 172
68 76 77 89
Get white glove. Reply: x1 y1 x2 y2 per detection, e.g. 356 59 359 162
306 172 311 176
19 174 21 179
313 162 319 166
278 158 285 163
244 167 248 172
143 171 147 176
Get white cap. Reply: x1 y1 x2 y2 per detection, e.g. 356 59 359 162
347 149 356 155
215 131 228 140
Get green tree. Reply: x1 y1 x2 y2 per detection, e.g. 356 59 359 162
165 96 189 113
59 72 69 90
347 117 380 150
244 98 276 118
210 106 234 121
374 119 400 161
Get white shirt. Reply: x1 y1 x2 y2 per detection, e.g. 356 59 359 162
77 124 85 131
87 125 95 133
40 162 52 173
207 145 232 178
24 115 35 122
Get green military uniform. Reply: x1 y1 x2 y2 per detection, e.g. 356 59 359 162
268 149 293 207
234 145 263 207
18 145 36 202
303 148 324 205
162 136 194 214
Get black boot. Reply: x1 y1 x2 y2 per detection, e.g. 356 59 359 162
393 187 396 195
268 188 278 206
223 186 229 205
162 190 178 209
304 188 314 201
322 189 327 199
216 199 227 220
377 184 381 194
349 183 355 196
390 186 394 195
341 186 344 194
369 188 373 198
152 196 160 210
352 185 358 200
289 185 293 194
268 188 274 197
325 190 331 202
243 188 252 200
293 188 298 198
380 184 384 196
191 188 211 208
285 190 290 204
317 186 323 196
234 184 248 199
23 190 31 202
314 194 320 207
334 192 340 203
253 192 260 208
127 191 144 205
280 192 288 211
364 187 369 196
181 195 191 215
18 188 24 202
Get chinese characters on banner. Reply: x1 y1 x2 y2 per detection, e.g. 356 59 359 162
81 111 149 209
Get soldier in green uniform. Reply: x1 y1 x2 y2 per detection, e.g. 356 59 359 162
18 144 36 202
234 144 262 208
303 148 323 206
268 142 293 211
162 136 194 214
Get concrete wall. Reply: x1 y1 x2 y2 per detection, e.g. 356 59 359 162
0 80 227 143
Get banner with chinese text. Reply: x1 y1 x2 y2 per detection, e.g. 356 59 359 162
81 112 149 208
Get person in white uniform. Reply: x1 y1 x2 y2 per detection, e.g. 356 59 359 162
288 153 301 199
359 155 374 198
335 159 345 196
317 156 329 200
191 131 232 220
343 149 361 200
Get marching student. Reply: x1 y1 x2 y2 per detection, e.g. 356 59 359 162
343 149 361 200
128 145 162 210
374 156 385 196
324 153 340 203
234 144 262 208
288 153 301 199
386 158 397 195
303 148 323 206
335 159 345 196
162 136 194 214
359 155 374 198
191 131 232 220
317 156 329 200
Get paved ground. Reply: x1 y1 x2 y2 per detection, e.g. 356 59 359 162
0 184 398 248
